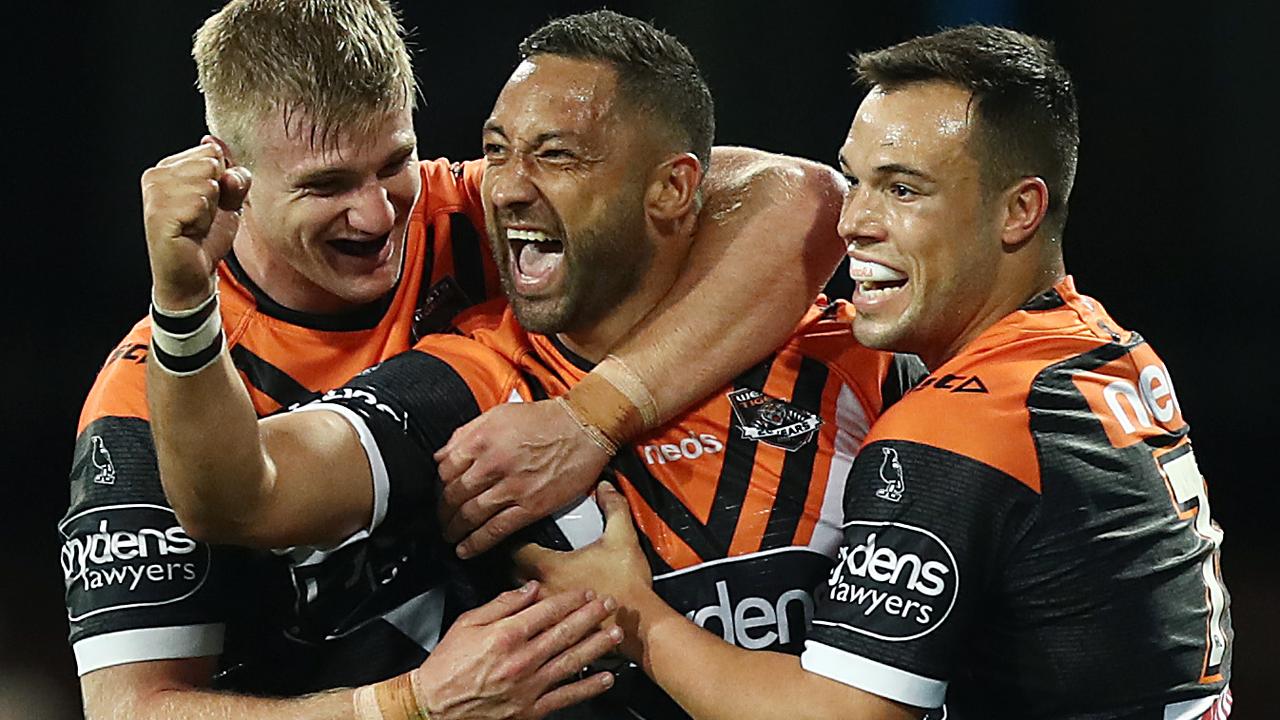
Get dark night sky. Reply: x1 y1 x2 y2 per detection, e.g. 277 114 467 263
4 2 1275 716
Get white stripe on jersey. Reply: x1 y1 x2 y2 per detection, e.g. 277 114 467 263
809 384 870 556
1164 686 1232 720
74 623 224 676
801 639 946 709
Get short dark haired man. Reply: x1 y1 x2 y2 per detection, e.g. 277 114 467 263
526 25 1235 720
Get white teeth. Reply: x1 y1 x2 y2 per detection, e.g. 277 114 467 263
848 258 907 282
508 229 555 243
858 284 904 299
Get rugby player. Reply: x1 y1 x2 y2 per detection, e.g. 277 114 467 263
523 25 1236 720
142 10 921 719
63 2 851 718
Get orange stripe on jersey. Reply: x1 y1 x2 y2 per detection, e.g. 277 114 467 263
617 476 704 571
1073 342 1188 450
727 355 801 555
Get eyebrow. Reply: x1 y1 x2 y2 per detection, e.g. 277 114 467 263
482 122 577 148
292 142 415 188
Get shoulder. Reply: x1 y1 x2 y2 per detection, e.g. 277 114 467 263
408 309 526 409
78 318 155 432
869 304 1116 493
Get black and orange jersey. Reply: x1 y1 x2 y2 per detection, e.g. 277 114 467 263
802 277 1233 719
60 158 501 694
314 300 923 718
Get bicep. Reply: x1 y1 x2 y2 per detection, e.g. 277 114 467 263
249 408 374 549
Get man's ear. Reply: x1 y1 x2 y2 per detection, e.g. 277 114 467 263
1000 176 1050 248
645 152 702 221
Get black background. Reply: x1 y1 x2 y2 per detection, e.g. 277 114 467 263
4 2 1275 716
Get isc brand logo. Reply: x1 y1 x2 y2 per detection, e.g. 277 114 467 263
640 433 724 465
59 504 210 622
684 579 814 650
823 521 958 642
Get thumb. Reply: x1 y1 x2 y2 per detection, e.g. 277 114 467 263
218 166 252 211
596 481 635 541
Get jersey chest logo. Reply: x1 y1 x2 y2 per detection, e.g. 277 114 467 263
727 388 822 452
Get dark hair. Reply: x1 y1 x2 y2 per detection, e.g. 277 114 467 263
519 10 714 172
855 25 1079 232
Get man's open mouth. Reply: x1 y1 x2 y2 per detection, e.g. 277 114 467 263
330 233 390 258
508 229 565 287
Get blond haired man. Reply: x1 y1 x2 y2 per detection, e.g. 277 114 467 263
63 1 847 718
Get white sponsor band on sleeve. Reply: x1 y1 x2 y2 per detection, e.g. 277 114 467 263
295 403 390 533
801 639 946 709
74 623 225 676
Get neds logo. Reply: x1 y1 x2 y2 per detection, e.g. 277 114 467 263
60 504 210 621
825 521 958 642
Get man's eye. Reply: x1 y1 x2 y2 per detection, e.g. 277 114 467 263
483 143 506 157
378 155 413 178
889 183 917 199
303 183 341 197
539 149 574 161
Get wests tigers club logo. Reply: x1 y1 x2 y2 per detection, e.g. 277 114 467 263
727 388 822 452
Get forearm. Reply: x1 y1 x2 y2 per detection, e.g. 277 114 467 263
82 658 355 720
598 148 847 427
629 593 916 720
148 350 274 542
87 686 355 720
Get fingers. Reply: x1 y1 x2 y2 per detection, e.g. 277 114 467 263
456 505 535 559
507 589 604 641
530 670 615 719
534 622 624 687
456 580 540 626
514 592 616 675
439 464 501 536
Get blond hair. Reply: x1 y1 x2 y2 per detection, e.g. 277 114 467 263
193 0 416 164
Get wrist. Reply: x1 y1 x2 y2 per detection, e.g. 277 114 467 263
149 283 225 376
621 587 669 664
562 353 659 451
151 273 218 313
353 671 431 719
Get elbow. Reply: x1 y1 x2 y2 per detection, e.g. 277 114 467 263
171 503 264 547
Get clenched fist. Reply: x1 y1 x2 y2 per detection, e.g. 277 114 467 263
141 136 251 310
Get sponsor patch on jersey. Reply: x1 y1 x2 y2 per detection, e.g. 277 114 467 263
59 504 210 621
655 547 831 653
823 521 957 642
727 388 822 451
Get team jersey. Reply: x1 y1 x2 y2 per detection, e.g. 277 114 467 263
802 277 1233 719
313 301 924 719
60 158 502 694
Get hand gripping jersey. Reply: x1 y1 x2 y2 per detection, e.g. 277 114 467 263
312 301 924 719
61 159 501 694
802 278 1233 719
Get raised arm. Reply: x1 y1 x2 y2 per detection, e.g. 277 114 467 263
437 147 847 556
142 139 374 548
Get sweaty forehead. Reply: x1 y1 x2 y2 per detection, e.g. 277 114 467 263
843 83 974 160
489 56 622 139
